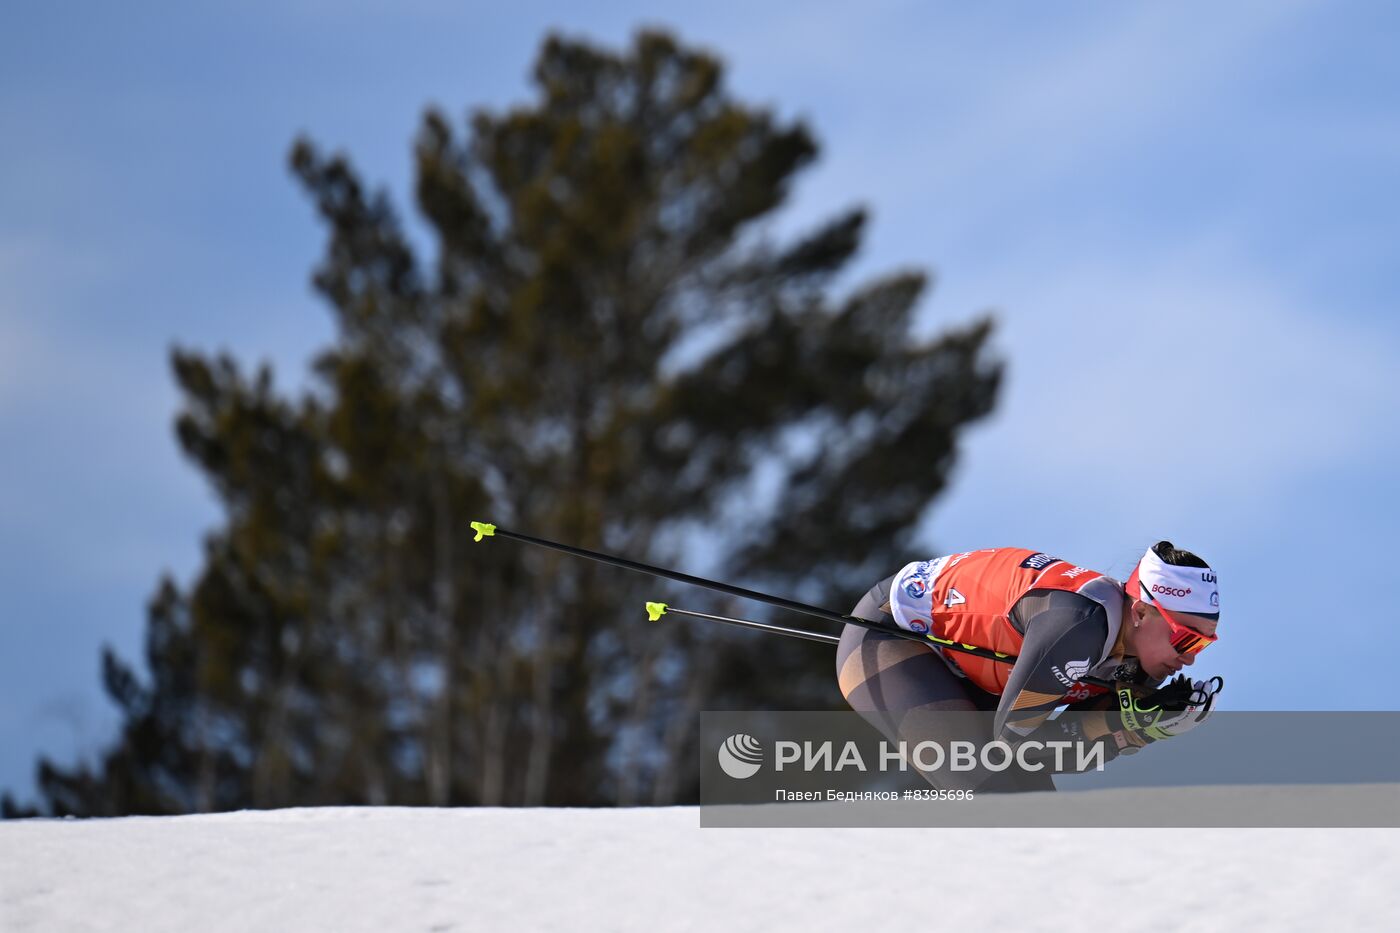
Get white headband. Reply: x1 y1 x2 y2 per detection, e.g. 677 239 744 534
1132 546 1220 620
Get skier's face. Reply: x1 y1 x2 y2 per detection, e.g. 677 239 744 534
1132 603 1217 680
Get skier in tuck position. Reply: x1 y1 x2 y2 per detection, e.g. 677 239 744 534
836 541 1224 793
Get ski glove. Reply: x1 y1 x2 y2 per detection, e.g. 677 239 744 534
1111 675 1223 754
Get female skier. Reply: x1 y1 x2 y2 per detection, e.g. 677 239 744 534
836 541 1224 792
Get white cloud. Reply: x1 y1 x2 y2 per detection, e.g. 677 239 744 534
899 1 1316 200
921 246 1398 573
687 0 1392 545
0 312 37 413
0 240 96 417
996 256 1397 487
717 0 1325 269
0 240 134 410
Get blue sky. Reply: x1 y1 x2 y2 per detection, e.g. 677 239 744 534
2 0 1397 801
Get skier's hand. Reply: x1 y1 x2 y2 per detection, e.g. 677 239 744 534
1137 675 1222 740
1114 675 1222 750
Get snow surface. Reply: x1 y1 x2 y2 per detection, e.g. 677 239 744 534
3 800 1398 932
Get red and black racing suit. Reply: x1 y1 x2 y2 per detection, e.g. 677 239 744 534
836 551 1136 793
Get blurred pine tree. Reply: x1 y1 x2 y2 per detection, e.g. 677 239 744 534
7 30 1001 816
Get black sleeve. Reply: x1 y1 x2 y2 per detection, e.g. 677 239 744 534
994 589 1109 745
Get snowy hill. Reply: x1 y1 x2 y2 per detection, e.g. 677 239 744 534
3 796 1398 932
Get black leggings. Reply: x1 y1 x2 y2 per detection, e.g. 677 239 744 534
835 576 1055 793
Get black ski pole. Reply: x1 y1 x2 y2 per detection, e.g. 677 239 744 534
472 521 861 628
470 520 1017 667
645 603 841 645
